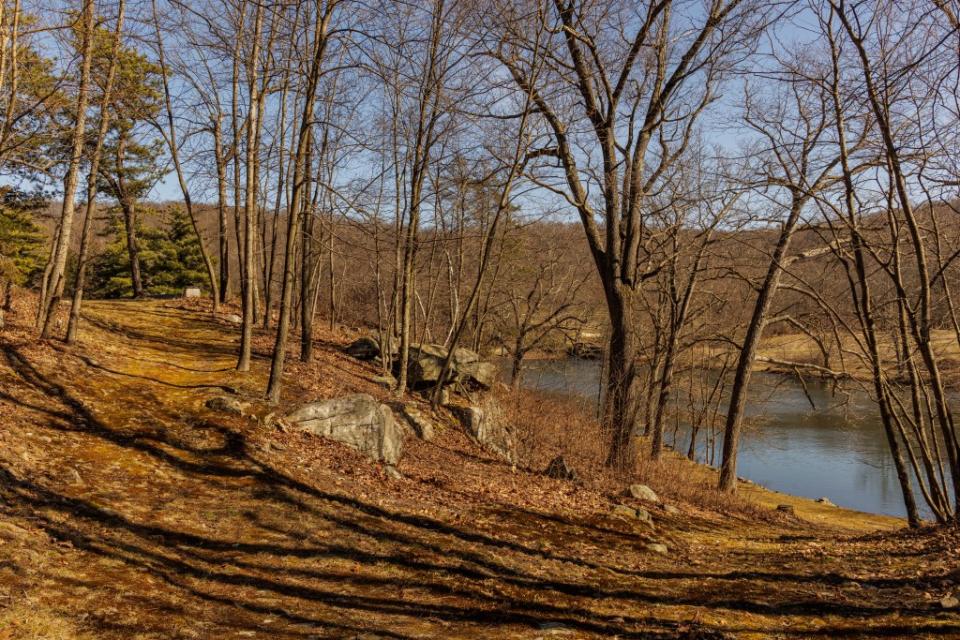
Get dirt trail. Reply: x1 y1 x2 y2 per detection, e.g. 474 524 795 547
0 300 958 639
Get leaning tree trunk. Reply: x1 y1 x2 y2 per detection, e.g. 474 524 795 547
39 0 94 337
66 0 125 344
719 198 803 491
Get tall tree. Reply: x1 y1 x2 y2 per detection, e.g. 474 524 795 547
37 0 95 338
493 0 767 468
66 0 126 343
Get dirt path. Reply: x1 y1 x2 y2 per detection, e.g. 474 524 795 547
0 301 958 639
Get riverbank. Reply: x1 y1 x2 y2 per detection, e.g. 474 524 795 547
0 295 957 638
528 327 960 388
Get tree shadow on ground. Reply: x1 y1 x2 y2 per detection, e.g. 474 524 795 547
1 319 957 638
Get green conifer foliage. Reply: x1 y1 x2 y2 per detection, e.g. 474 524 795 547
0 187 46 286
89 207 206 298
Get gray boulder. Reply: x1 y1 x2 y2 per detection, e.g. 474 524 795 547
400 405 436 441
346 337 381 361
628 484 660 503
405 343 498 389
635 506 653 525
371 373 397 389
406 344 455 386
285 394 403 464
612 504 639 519
223 313 242 325
612 505 652 525
452 397 516 463
205 395 246 415
457 360 498 389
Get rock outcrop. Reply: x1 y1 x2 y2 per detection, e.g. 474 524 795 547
400 405 436 441
346 337 382 361
545 456 578 481
628 484 660 503
405 344 498 390
452 397 516 463
285 394 403 464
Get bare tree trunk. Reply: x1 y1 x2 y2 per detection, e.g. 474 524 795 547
236 0 264 372
266 1 335 402
719 198 803 491
152 0 219 314
39 0 95 338
214 118 230 303
66 0 126 344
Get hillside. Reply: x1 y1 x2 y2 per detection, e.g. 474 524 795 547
0 298 958 639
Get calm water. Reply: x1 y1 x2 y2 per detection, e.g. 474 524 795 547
516 358 953 520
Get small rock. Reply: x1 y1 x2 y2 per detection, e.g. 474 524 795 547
628 484 660 503
223 313 242 325
612 504 638 519
537 621 573 634
205 396 246 415
544 456 578 481
371 373 396 389
815 497 836 507
646 543 669 555
776 504 795 516
65 467 83 486
346 337 382 361
663 504 679 515
400 405 436 441
183 287 201 298
385 465 403 480
634 507 653 525
941 595 959 609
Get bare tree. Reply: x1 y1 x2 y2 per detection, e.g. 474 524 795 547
494 0 768 468
38 0 95 338
66 0 126 344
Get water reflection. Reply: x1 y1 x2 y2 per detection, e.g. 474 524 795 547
514 358 953 519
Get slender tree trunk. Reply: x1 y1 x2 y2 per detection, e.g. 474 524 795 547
266 3 334 402
66 0 126 344
300 133 316 361
719 197 803 491
153 0 219 314
237 0 264 372
214 119 230 303
39 0 95 338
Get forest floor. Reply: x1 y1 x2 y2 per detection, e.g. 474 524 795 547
0 298 958 639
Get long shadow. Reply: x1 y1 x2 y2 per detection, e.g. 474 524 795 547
63 349 238 393
2 339 957 637
119 353 235 373
80 313 258 361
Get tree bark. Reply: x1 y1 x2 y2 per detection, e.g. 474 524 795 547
66 0 126 344
39 0 95 338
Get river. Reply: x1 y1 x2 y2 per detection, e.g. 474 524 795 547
516 358 953 520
